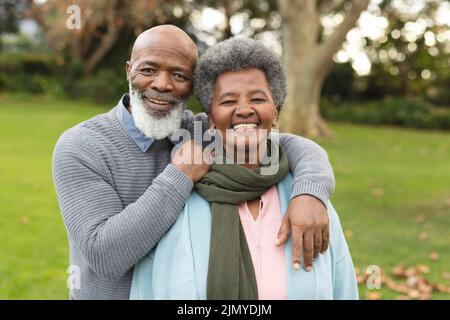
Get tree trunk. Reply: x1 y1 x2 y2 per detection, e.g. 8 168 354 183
278 0 369 138
83 24 121 76
83 0 121 77
279 48 332 137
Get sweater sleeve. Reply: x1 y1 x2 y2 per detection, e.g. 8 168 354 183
52 130 193 280
278 133 335 207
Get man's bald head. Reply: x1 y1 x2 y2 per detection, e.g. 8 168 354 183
130 25 198 65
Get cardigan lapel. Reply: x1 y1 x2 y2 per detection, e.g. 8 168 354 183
277 174 316 300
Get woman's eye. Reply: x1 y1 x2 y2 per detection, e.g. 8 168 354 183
173 73 187 81
221 100 236 105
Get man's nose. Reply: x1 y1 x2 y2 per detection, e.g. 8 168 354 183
150 72 174 93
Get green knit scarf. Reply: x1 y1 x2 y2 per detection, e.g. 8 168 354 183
194 140 289 300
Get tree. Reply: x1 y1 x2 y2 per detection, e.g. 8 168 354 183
277 0 369 137
28 0 171 76
362 0 450 105
0 0 28 50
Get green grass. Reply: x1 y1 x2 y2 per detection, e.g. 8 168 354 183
317 123 450 299
0 94 449 299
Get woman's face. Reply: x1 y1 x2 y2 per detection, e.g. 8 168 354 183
209 68 278 162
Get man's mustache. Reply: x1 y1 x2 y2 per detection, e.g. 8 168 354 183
134 87 182 105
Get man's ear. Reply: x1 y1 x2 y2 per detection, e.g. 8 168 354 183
126 61 131 82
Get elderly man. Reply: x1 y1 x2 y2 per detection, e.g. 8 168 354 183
52 25 335 300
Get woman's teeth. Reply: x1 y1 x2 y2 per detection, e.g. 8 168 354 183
232 123 258 130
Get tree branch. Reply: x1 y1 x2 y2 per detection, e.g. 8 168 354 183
317 0 369 76
319 0 347 16
83 0 121 76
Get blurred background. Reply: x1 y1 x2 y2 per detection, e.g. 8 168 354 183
0 0 449 300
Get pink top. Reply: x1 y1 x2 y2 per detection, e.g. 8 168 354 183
238 185 287 300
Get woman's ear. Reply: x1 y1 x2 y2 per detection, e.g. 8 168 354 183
208 116 215 129
273 109 279 126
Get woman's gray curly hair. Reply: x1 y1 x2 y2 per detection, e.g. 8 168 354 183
193 37 286 114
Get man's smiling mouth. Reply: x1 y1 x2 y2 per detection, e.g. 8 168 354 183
143 96 174 111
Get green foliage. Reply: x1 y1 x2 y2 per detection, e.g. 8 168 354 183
361 2 450 106
322 62 356 103
322 97 450 130
0 52 56 74
0 52 63 95
0 52 127 103
65 69 128 104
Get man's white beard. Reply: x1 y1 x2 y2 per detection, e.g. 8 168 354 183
129 83 184 140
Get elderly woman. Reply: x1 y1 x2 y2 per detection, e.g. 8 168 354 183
130 37 358 300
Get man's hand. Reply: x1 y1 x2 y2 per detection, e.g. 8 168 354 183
275 194 329 271
171 140 212 183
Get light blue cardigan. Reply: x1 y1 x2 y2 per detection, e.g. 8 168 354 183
130 174 358 300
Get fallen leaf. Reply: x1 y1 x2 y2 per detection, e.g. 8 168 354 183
357 275 367 285
365 292 382 300
385 277 409 294
416 264 430 274
406 275 419 287
429 252 439 262
432 283 450 293
405 267 417 277
371 188 385 197
418 232 429 240
344 230 353 239
418 293 432 300
19 216 30 225
392 264 406 277
444 196 450 208
442 272 450 281
417 282 433 294
416 214 426 223
408 289 421 299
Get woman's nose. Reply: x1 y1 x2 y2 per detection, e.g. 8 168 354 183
235 104 255 118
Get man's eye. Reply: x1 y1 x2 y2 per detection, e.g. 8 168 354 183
141 68 155 74
251 98 266 103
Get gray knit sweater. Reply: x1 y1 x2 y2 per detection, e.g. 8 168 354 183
52 105 335 300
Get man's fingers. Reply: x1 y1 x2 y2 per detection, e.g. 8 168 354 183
291 228 303 271
313 232 322 258
321 229 330 253
303 232 314 272
275 217 291 246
